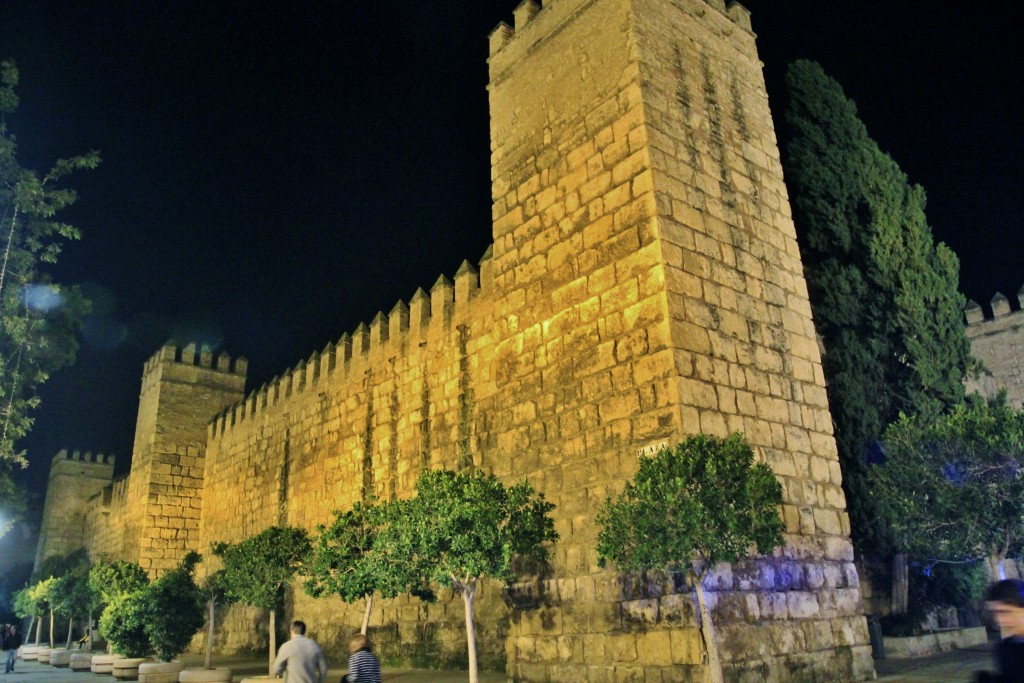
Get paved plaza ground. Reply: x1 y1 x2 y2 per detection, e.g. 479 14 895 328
1 645 999 682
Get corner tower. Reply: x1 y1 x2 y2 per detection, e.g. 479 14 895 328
34 449 115 569
488 0 872 680
124 343 246 574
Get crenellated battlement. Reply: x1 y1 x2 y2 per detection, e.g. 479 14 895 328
142 343 247 389
208 251 493 439
965 284 1024 409
52 1 877 676
489 0 752 62
50 447 116 466
965 285 1024 327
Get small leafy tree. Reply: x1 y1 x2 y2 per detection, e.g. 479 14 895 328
144 552 205 662
51 559 94 648
382 469 557 683
89 560 149 653
596 435 785 683
12 584 40 642
304 499 429 635
198 569 229 669
215 526 311 676
28 577 57 644
872 398 1024 580
100 591 151 658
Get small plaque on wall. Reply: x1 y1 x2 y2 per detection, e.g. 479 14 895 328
636 441 669 458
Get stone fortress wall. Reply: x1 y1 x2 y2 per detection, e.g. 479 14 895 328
36 1 878 680
34 449 115 568
965 288 1024 407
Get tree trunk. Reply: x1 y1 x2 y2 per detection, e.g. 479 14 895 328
987 552 1004 582
267 608 276 677
66 615 74 648
462 581 478 683
26 615 35 643
48 608 54 645
205 599 215 669
692 574 724 683
87 609 94 651
360 594 373 636
34 614 41 644
890 553 909 615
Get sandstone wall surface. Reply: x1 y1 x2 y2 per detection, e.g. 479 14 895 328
966 290 1024 407
34 450 114 569
41 1 874 680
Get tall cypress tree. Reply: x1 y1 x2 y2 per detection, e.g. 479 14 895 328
784 60 971 555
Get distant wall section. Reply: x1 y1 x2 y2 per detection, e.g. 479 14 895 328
966 288 1024 407
34 449 115 569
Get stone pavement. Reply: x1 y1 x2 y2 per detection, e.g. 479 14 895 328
875 644 994 682
3 647 998 682
4 653 506 682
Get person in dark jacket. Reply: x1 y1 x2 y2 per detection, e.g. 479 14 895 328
976 579 1024 683
3 625 22 673
341 634 380 683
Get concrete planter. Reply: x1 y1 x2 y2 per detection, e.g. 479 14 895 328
112 657 150 680
20 644 48 660
239 677 277 683
883 626 988 659
92 653 126 674
49 648 73 667
138 660 185 683
70 652 94 671
37 648 52 664
180 668 233 682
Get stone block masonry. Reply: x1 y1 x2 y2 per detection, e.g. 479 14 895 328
966 287 1024 408
40 1 873 680
34 449 115 570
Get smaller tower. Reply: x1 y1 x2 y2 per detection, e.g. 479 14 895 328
124 343 247 574
34 449 115 570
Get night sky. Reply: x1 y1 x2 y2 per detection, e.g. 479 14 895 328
0 1 1021 512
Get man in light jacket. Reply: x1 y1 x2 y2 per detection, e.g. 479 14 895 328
273 621 328 683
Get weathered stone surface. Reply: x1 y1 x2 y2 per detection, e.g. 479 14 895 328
39 0 871 680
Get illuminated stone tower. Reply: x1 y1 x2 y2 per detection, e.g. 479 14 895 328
34 449 114 569
122 343 246 574
486 0 873 679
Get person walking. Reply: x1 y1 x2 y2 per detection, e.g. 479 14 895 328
341 634 380 683
272 621 327 683
3 624 22 673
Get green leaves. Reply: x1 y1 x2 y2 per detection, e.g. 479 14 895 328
100 591 151 658
0 59 98 486
304 499 421 604
215 526 310 610
381 469 558 591
89 560 149 606
144 551 205 661
784 60 972 556
872 399 1024 565
596 434 784 574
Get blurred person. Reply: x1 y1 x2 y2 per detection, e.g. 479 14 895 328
976 579 1024 682
341 634 380 683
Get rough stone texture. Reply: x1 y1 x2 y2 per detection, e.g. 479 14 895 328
39 1 873 681
79 344 246 571
34 449 114 569
965 289 1024 407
